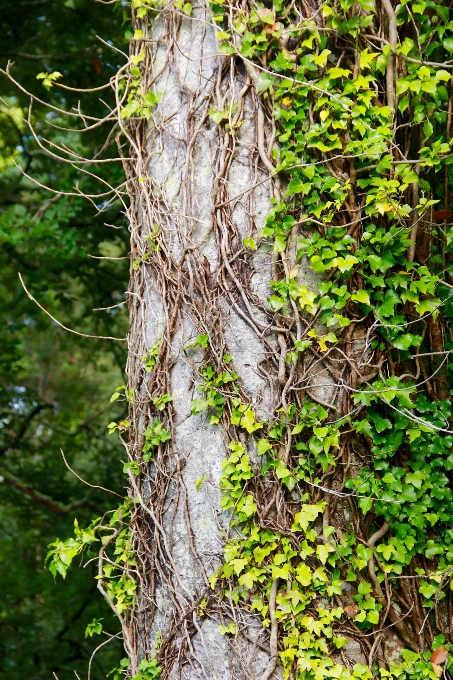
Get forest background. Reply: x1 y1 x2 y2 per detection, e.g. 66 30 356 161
0 1 129 678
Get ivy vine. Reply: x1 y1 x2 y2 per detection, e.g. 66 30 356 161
43 0 453 677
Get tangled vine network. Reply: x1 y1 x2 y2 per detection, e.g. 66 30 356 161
28 0 453 678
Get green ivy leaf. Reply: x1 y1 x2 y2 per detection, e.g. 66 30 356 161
292 504 324 532
351 289 371 305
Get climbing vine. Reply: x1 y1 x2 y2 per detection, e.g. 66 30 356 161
34 0 453 677
193 0 453 675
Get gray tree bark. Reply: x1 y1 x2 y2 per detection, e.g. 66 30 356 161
123 3 281 676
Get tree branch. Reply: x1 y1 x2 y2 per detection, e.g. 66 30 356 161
0 466 103 515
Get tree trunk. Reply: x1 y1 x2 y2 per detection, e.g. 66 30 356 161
124 3 279 676
119 0 453 677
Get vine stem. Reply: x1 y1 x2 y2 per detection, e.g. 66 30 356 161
367 522 419 651
380 0 397 112
259 579 280 680
18 273 127 341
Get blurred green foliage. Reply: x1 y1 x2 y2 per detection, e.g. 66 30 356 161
0 1 130 678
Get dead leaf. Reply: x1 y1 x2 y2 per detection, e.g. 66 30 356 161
289 265 300 279
344 605 359 618
265 22 281 33
256 7 275 22
431 663 443 677
431 647 449 665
